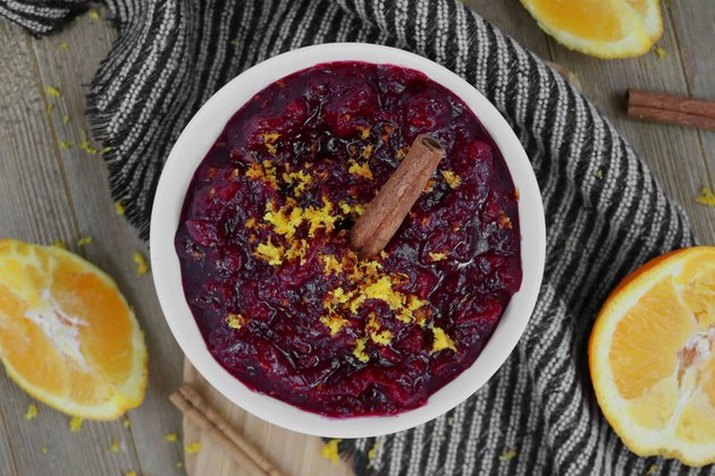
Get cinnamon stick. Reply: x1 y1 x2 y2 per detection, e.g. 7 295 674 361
177 384 284 476
627 89 715 131
627 105 715 131
170 385 284 476
350 134 445 257
628 88 715 120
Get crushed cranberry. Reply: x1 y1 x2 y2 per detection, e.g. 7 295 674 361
175 61 521 417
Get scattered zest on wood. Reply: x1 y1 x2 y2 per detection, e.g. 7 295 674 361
169 384 284 476
627 88 715 131
350 134 445 257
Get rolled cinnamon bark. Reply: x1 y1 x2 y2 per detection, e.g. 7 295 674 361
350 134 445 257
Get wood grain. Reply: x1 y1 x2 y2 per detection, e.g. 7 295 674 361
28 10 186 475
0 20 141 476
667 1 715 243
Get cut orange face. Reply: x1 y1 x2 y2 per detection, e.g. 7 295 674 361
590 246 715 466
520 0 662 59
0 239 147 419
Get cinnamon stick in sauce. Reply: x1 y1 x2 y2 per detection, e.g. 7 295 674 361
350 134 445 257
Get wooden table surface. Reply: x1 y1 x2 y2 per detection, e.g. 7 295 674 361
0 1 713 475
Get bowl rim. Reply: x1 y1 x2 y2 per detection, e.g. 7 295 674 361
150 42 546 438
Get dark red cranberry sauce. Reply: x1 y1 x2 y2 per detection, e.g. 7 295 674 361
175 61 521 417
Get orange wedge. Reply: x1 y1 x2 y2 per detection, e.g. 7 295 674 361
590 246 715 465
520 0 663 58
0 239 147 419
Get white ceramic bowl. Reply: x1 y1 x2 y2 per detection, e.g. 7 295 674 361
151 43 546 438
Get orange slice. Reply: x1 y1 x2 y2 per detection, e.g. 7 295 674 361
590 246 715 465
520 0 663 58
0 239 147 419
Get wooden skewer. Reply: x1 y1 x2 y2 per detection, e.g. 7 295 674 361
170 384 285 476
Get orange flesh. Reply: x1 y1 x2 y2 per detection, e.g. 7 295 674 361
527 0 627 41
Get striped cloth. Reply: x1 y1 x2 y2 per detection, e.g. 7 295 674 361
1 0 701 474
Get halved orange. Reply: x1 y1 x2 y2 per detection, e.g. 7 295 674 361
520 0 663 59
590 246 715 466
0 239 147 419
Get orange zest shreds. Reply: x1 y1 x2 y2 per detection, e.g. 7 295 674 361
284 239 309 264
498 449 517 461
109 440 121 453
164 432 179 442
244 217 256 228
62 114 70 125
282 170 313 195
245 161 278 189
254 239 284 266
320 314 349 336
594 168 604 180
321 439 342 464
653 45 667 60
431 326 457 353
348 160 373 180
695 187 715 207
132 251 149 276
45 103 54 115
264 201 301 239
362 144 373 159
441 170 461 189
302 198 337 237
59 140 74 150
87 9 100 20
24 403 38 421
321 254 343 275
114 201 125 216
261 132 280 156
46 86 62 98
367 442 381 461
77 236 93 247
185 441 201 454
356 125 371 139
498 215 513 229
225 314 245 330
79 139 98 155
69 417 83 432
58 41 69 50
352 338 369 362
367 314 393 346
428 252 447 262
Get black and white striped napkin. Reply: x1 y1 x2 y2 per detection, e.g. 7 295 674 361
0 1 700 474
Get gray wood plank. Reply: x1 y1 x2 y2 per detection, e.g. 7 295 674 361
0 20 141 476
667 0 715 243
516 3 715 243
26 10 186 476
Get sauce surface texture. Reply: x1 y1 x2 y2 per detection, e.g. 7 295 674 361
175 61 522 416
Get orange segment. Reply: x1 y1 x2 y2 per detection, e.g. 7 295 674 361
610 279 695 399
590 246 715 466
523 0 628 42
520 0 662 58
0 239 147 419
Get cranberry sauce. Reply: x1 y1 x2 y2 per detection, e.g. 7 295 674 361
175 61 522 417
